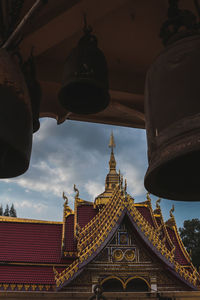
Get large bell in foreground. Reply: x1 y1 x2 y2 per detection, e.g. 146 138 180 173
144 35 200 201
58 28 110 114
0 49 32 178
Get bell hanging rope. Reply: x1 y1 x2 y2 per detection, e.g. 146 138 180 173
0 48 32 178
144 0 200 201
58 16 110 114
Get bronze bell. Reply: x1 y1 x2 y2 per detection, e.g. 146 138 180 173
58 27 110 114
144 34 200 201
0 48 32 178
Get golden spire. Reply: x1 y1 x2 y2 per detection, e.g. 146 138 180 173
109 131 116 151
108 132 116 172
94 133 120 206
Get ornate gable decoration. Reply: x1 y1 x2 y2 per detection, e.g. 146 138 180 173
55 184 199 290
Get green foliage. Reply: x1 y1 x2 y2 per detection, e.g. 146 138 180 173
4 204 10 216
179 219 200 269
0 204 17 217
9 203 17 217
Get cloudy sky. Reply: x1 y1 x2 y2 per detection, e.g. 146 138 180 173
0 118 200 229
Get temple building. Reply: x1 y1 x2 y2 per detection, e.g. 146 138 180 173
0 134 199 299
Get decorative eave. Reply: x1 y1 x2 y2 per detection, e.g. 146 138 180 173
54 185 199 291
0 283 54 292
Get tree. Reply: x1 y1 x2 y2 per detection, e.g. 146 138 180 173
179 219 200 269
9 204 17 217
3 204 10 217
0 205 2 216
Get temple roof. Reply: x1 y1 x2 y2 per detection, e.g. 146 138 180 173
0 134 199 292
55 184 199 291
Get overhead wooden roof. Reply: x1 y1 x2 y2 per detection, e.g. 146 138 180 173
3 0 196 129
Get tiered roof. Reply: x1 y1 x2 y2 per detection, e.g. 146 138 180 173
55 185 199 291
0 134 199 292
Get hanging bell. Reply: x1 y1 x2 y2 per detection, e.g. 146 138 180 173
0 48 32 178
144 34 200 201
58 26 110 114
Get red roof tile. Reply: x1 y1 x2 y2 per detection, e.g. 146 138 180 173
0 222 66 263
77 205 98 228
136 206 155 227
167 227 189 265
64 215 76 252
0 265 55 284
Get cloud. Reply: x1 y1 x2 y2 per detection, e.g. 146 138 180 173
14 200 47 214
122 163 146 196
0 118 149 220
84 181 105 200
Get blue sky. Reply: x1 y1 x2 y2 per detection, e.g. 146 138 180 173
0 118 200 229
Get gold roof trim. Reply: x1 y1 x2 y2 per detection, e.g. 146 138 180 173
62 192 74 218
62 192 74 251
134 203 148 207
0 283 53 291
153 200 174 250
3 262 69 267
0 216 62 224
54 185 198 288
165 205 176 229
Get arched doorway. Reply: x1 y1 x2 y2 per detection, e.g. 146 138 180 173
126 278 149 292
102 277 124 292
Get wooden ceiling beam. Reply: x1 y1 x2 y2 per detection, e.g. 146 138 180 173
20 0 129 59
39 80 145 129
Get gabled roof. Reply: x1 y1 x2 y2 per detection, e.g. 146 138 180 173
54 185 199 291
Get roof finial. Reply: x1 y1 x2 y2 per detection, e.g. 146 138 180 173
62 191 68 205
109 131 116 152
146 192 151 202
156 198 161 210
124 178 127 192
170 204 175 218
108 132 116 172
74 184 79 198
